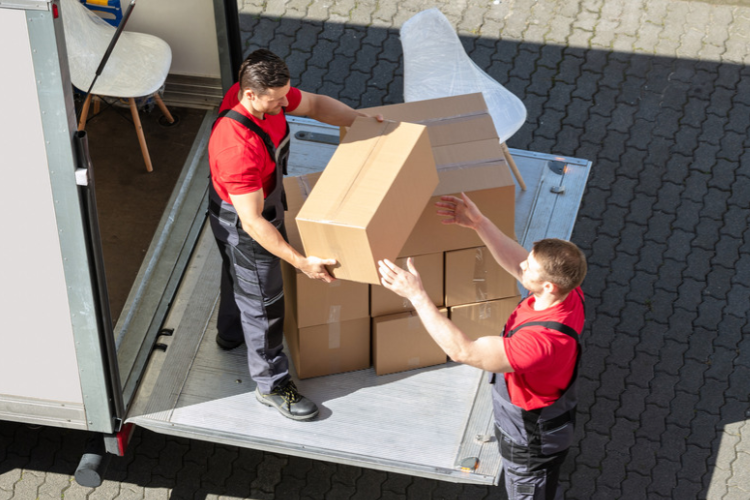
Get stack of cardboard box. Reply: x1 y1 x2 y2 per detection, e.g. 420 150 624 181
283 93 523 379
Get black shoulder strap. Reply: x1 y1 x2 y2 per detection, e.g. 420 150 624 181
506 289 585 342
215 109 276 161
508 321 580 342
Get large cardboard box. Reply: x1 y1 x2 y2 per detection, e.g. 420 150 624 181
296 117 438 284
282 261 369 328
353 94 517 257
284 307 371 379
372 309 448 375
445 246 519 306
370 252 444 317
282 173 370 328
449 296 521 341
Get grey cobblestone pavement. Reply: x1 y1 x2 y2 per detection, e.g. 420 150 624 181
3 0 750 498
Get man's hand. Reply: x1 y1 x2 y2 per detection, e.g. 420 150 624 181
435 192 484 230
378 258 427 302
358 112 385 122
299 256 337 283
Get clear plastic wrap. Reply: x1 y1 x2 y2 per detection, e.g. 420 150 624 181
60 0 171 98
400 8 527 144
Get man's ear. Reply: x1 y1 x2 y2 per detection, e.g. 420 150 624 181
241 88 256 102
543 281 559 295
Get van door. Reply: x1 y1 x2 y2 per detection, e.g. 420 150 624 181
0 0 121 434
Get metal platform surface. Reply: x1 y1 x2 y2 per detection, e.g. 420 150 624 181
126 117 591 485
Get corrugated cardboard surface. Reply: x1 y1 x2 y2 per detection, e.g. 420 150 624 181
370 252 444 317
445 247 519 307
283 172 321 254
353 94 517 257
400 177 515 257
372 309 448 376
281 260 369 328
449 296 521 341
296 117 438 284
284 308 370 379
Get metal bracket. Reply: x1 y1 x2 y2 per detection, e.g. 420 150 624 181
294 130 340 146
547 160 566 175
154 328 174 351
75 168 89 186
459 457 479 471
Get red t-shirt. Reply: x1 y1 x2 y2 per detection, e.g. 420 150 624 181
502 287 585 411
208 82 302 203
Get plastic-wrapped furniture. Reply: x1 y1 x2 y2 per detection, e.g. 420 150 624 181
61 0 174 172
400 8 527 189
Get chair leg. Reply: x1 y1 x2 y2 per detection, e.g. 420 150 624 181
78 94 93 131
129 97 154 173
153 93 175 124
93 96 101 115
501 142 526 191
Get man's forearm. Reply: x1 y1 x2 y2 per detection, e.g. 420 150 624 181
410 293 472 362
240 215 303 268
307 95 365 127
474 216 528 282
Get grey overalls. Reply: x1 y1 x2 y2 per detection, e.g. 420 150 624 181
490 289 584 500
207 109 292 394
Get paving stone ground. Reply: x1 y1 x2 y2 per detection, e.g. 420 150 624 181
3 0 750 498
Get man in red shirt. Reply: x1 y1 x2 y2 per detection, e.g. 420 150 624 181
208 49 380 421
378 192 587 500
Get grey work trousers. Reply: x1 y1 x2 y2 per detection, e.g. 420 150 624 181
209 202 290 395
496 425 568 500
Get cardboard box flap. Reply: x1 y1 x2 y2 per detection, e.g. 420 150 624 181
297 119 431 228
361 93 488 125
356 94 498 147
433 162 509 196
432 138 508 172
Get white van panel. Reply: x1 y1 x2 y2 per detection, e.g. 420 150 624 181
0 8 84 406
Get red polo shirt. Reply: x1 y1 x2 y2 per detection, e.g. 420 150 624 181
502 288 585 410
208 82 301 203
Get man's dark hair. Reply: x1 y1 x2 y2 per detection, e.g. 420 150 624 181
238 49 290 95
532 238 587 295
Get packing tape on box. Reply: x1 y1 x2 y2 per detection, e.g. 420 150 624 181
325 121 395 221
435 158 506 172
328 320 341 349
413 110 489 126
407 357 421 368
296 175 313 200
473 248 489 302
328 305 341 324
478 301 492 321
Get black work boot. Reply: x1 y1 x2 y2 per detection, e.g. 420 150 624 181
215 334 244 350
255 380 319 421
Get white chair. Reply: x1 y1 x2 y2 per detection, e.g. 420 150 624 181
400 8 527 189
60 0 174 172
